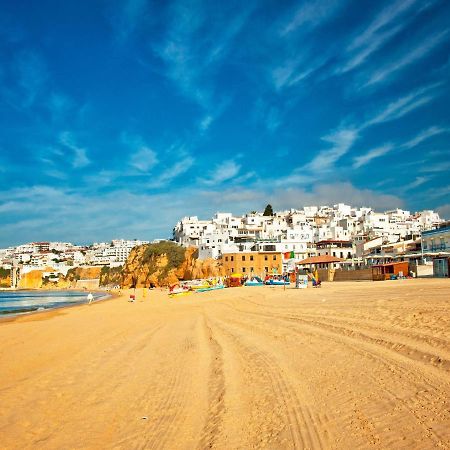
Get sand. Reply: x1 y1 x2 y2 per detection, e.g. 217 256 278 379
0 279 449 449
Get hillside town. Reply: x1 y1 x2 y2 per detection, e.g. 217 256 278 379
0 239 150 287
1 203 449 288
173 204 450 277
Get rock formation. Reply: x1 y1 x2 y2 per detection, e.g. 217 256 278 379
121 242 224 288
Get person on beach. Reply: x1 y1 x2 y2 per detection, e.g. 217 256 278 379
87 292 94 304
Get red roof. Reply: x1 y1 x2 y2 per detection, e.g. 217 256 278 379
297 255 344 265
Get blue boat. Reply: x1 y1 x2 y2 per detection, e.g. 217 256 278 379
196 285 225 293
245 276 264 286
265 277 290 286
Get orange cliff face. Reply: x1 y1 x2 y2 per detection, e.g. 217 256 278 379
17 266 103 290
18 270 47 289
121 244 224 288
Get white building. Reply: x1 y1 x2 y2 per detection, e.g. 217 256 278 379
173 205 444 265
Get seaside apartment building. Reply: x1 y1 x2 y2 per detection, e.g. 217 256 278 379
421 222 450 277
221 252 283 276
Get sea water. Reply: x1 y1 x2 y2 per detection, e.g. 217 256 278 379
0 290 109 316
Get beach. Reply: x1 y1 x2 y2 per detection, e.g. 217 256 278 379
0 279 449 449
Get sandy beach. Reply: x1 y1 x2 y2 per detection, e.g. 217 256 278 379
0 279 449 449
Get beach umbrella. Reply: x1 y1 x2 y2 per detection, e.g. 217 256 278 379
230 272 243 278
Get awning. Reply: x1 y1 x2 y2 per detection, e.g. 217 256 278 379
297 255 345 265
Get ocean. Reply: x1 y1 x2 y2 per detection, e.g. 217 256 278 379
0 290 109 316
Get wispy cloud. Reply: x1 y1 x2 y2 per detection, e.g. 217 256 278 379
352 144 393 168
304 128 359 173
2 50 49 110
402 125 449 149
129 147 159 172
110 0 148 43
156 2 253 110
364 30 449 86
271 55 324 90
203 160 241 185
364 82 441 127
337 0 430 74
403 176 429 191
420 161 450 173
148 156 195 187
281 0 342 35
59 132 91 169
292 83 441 177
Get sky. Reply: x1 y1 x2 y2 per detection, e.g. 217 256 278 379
0 0 449 247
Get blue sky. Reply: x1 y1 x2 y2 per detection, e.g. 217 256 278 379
0 0 449 246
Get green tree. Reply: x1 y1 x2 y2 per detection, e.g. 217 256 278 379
263 204 274 216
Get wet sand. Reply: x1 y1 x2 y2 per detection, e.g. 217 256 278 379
0 279 449 449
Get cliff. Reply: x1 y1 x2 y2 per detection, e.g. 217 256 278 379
0 268 11 288
17 267 102 290
121 242 224 287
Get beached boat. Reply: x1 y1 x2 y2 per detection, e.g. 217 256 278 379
264 277 290 286
245 276 264 286
169 290 194 298
196 285 225 293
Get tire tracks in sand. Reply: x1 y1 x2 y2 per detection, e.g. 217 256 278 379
205 311 329 450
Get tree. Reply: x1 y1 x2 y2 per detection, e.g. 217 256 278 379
263 204 274 216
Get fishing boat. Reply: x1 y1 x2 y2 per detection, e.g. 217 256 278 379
196 285 225 293
264 276 290 286
244 276 264 286
169 290 194 298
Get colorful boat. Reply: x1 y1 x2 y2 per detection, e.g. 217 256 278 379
169 290 193 298
245 276 264 286
264 277 290 286
196 285 225 293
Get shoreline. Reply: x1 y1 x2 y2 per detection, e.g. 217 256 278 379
0 288 115 321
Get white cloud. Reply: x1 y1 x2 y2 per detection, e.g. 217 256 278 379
204 161 241 185
364 30 449 86
130 147 159 172
148 156 195 187
59 131 91 168
352 144 393 168
364 83 441 127
156 2 253 111
420 161 450 174
403 176 429 191
337 0 436 74
281 0 342 35
304 128 359 172
199 115 213 132
402 126 448 149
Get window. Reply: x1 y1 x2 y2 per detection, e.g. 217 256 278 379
273 255 277 260
225 256 228 261
265 255 268 261
231 268 234 273
250 255 254 261
250 267 254 272
265 266 269 272
242 267 246 272
242 255 246 261
333 252 336 257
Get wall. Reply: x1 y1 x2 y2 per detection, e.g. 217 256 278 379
221 252 282 276
333 268 373 281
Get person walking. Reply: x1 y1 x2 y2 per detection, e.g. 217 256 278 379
87 292 94 304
